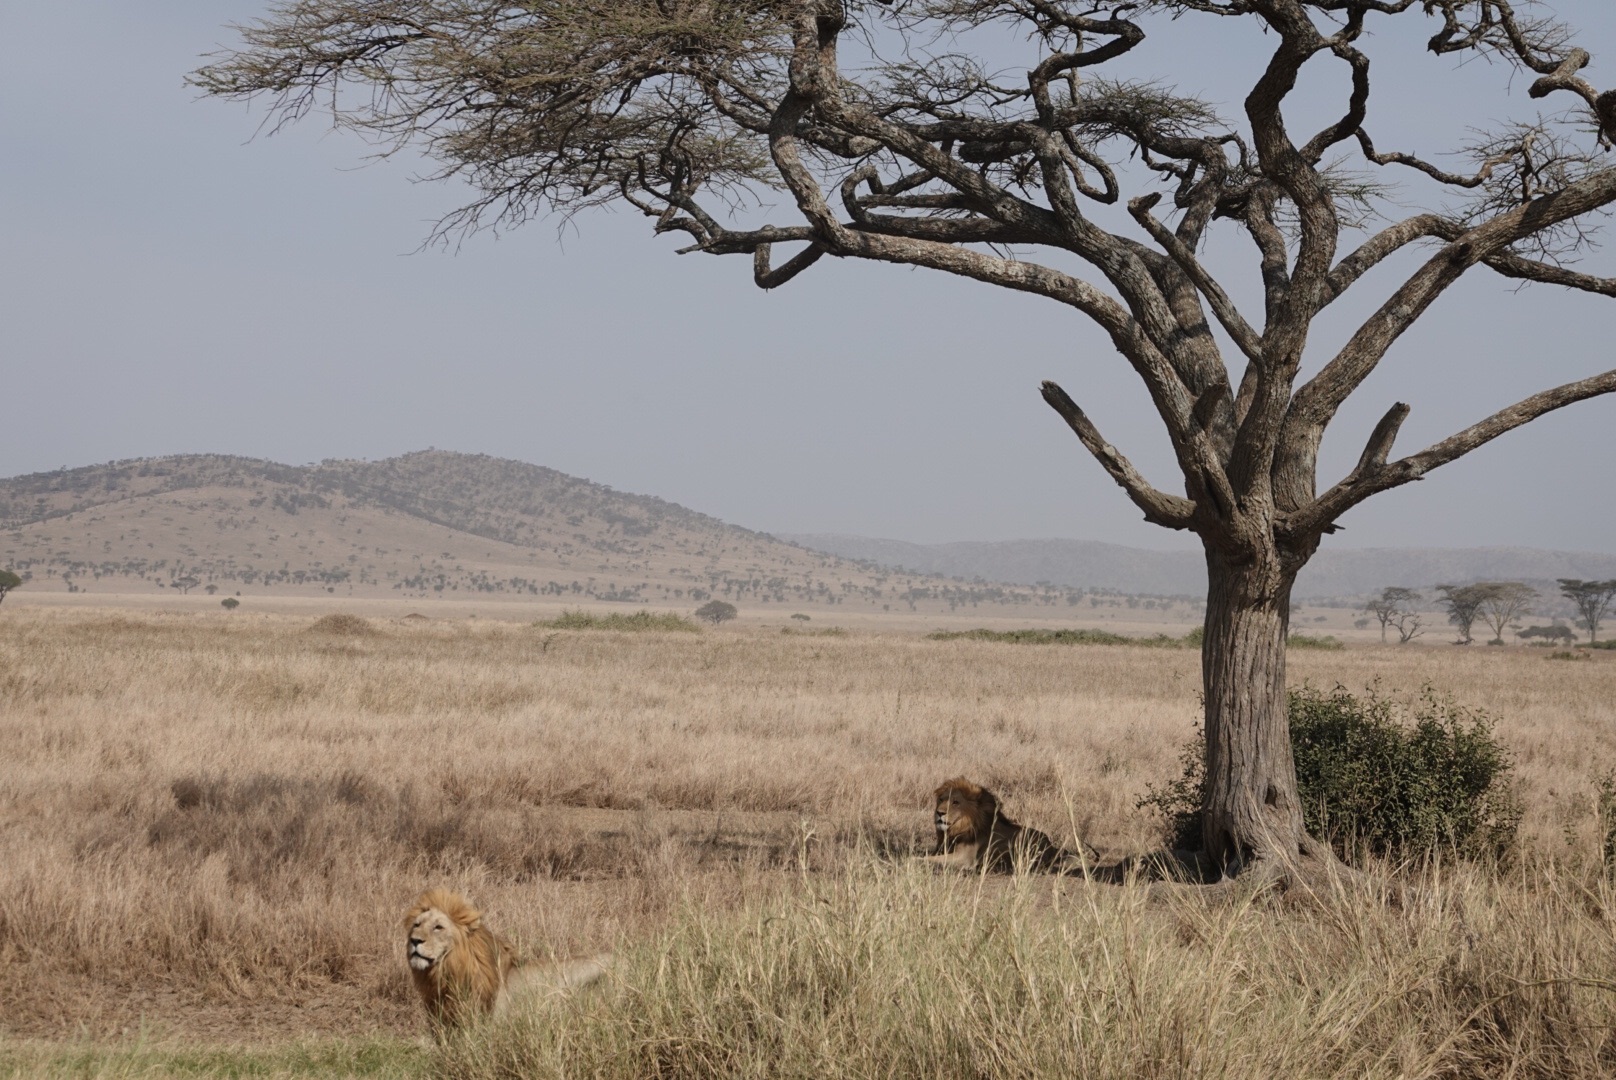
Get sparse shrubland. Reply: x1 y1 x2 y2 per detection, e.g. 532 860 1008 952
536 609 700 632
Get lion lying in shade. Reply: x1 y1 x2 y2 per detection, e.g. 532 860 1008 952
923 776 1097 874
405 889 611 1028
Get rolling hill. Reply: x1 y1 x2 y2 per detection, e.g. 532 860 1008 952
0 452 1110 616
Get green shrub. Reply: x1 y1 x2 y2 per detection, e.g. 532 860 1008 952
1587 638 1616 650
927 627 1195 647
537 609 700 632
1287 632 1343 650
1140 686 1520 862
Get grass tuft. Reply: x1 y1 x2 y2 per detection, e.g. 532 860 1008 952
307 613 379 637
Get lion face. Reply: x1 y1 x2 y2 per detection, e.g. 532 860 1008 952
933 776 996 848
407 904 463 974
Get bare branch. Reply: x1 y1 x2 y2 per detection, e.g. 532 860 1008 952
753 237 825 289
1128 193 1263 364
1040 381 1196 530
1292 371 1616 535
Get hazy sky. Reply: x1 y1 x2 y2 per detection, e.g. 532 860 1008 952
3 3 1614 552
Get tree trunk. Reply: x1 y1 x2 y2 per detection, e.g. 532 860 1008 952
1200 543 1306 873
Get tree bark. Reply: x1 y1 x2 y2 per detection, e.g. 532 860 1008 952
1200 543 1305 873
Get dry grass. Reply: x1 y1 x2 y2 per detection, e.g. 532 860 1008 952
2 607 1615 1074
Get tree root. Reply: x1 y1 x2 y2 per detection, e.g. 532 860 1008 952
1096 835 1409 909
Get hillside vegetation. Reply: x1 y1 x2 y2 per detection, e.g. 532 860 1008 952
0 452 1134 617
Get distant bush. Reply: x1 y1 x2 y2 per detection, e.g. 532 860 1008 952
694 600 739 626
220 597 240 611
790 613 811 621
781 626 848 637
1287 632 1343 650
538 609 699 632
1140 686 1520 862
307 613 376 636
1588 638 1616 651
927 628 1194 647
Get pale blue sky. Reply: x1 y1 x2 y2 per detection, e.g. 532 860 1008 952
2 2 1613 552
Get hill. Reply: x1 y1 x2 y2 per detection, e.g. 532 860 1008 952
0 452 1122 617
782 534 1616 601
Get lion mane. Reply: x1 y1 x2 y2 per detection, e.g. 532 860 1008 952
404 889 609 1028
925 776 1095 873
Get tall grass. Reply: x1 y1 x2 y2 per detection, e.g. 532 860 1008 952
441 860 1616 1080
2 607 1614 1057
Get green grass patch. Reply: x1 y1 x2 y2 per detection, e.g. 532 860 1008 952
927 627 1196 647
0 1035 426 1080
1286 632 1343 650
536 609 700 632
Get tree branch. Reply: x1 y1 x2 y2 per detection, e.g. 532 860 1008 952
753 237 825 290
1129 193 1263 365
1040 381 1196 530
1290 371 1616 536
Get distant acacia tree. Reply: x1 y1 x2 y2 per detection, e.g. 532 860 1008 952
195 0 1616 883
221 597 241 611
1388 606 1425 646
1558 579 1616 645
0 569 21 607
173 576 200 596
1362 587 1420 644
1435 584 1489 645
691 598 736 624
695 600 738 626
1475 582 1535 645
1519 623 1574 645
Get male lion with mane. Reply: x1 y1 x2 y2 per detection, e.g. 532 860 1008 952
405 889 611 1029
924 777 1096 873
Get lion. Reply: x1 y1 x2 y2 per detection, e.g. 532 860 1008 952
405 889 611 1028
923 777 1096 874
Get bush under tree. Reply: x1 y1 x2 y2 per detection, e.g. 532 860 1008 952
1142 686 1520 863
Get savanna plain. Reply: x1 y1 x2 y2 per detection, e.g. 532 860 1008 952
3 604 1616 1079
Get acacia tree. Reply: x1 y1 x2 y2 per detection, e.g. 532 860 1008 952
1436 582 1489 644
1558 578 1616 644
0 569 21 607
194 0 1616 881
1474 581 1535 644
1363 586 1420 643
